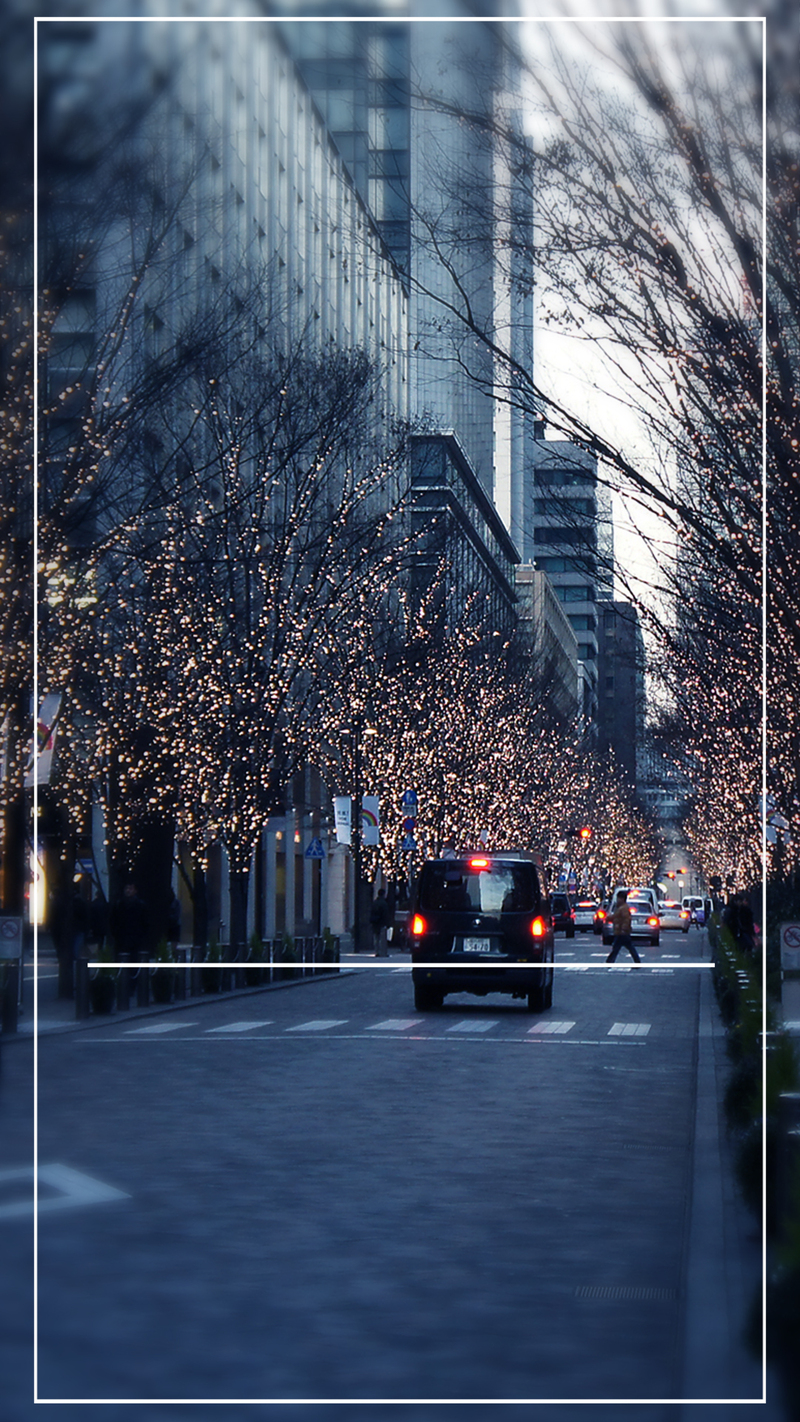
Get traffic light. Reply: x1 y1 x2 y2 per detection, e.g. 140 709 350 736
579 826 592 841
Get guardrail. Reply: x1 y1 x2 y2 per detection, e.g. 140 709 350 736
74 936 341 1019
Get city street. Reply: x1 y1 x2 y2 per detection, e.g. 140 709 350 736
0 929 772 1416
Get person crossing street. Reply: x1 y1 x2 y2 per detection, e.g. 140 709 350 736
605 889 641 965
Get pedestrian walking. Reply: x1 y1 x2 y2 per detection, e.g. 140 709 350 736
89 893 108 953
369 887 392 957
606 889 641 965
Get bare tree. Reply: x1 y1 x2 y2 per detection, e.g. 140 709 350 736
408 9 797 875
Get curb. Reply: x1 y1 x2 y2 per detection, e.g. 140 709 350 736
5 963 362 1042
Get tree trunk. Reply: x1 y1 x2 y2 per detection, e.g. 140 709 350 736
228 867 250 960
132 815 176 953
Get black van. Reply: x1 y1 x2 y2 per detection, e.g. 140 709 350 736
409 854 554 1012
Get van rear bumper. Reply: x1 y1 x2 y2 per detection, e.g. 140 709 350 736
411 963 547 995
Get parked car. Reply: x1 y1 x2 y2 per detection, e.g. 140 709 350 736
409 854 555 1012
601 887 660 947
573 898 601 933
551 892 575 938
658 899 689 932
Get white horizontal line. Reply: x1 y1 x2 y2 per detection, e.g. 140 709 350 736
207 1021 274 1033
124 1022 200 1035
285 1020 348 1032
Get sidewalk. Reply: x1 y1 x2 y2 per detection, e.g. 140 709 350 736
3 938 390 1040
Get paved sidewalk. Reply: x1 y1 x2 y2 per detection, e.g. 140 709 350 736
4 939 387 1039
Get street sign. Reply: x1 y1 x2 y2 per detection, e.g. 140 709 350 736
780 922 800 973
304 838 326 860
401 834 417 853
403 817 416 833
0 917 23 960
401 790 418 812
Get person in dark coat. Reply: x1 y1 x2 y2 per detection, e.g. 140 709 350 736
721 894 756 954
109 883 148 960
369 888 392 957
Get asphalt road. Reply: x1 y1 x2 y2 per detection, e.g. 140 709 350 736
0 929 774 1418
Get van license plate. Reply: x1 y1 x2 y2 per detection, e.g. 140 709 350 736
462 937 493 954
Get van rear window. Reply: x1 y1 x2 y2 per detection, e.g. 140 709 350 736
418 862 540 915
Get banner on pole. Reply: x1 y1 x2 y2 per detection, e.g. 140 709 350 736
25 693 61 789
361 796 380 847
333 796 351 845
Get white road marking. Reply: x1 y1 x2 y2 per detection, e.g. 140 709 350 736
446 1019 499 1033
19 1019 70 1034
124 1022 199 1035
366 1018 422 1030
207 1021 274 1033
0 1164 129 1220
285 1019 348 1032
527 1020 576 1035
609 1022 651 1037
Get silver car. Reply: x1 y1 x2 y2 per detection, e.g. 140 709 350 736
573 899 601 933
658 899 689 933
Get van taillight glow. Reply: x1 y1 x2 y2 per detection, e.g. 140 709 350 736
531 917 546 938
648 916 659 927
411 914 427 936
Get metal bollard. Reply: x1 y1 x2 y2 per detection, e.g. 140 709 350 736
174 947 187 1001
136 952 149 1007
778 1093 800 1243
2 960 20 1032
74 956 90 1020
116 953 130 1011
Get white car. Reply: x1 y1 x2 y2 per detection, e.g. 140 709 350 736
658 899 690 932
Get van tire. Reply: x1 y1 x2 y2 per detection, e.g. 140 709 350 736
414 984 443 1011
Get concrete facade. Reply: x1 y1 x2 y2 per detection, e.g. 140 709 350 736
514 566 579 724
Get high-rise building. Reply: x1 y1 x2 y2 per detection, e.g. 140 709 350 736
526 432 605 732
595 600 646 792
514 566 579 724
36 10 534 946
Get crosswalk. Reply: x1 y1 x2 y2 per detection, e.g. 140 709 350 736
118 1016 653 1041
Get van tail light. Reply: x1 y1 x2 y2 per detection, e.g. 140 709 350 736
680 910 689 919
411 914 427 937
531 916 546 938
647 916 659 927
596 909 606 922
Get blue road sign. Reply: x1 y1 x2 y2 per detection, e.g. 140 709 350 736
304 838 326 859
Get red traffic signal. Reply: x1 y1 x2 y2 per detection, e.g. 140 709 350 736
579 826 592 840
